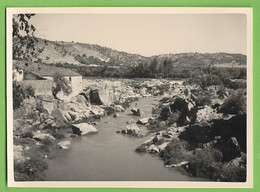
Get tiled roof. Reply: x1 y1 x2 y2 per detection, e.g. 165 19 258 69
13 60 80 77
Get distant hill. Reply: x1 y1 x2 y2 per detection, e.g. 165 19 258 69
13 37 247 68
23 38 147 67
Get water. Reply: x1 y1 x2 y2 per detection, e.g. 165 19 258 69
44 96 203 181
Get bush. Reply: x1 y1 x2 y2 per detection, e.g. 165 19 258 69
221 164 246 182
162 139 191 165
188 148 223 180
220 89 246 115
24 85 35 97
13 82 36 109
13 81 25 109
14 157 48 181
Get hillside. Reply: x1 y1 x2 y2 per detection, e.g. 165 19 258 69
13 37 246 69
23 38 147 67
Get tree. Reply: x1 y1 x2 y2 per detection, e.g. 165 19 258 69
13 14 38 61
52 73 72 99
13 81 25 109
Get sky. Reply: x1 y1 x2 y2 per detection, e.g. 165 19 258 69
29 14 247 56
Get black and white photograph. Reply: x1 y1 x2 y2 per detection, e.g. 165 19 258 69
7 7 253 188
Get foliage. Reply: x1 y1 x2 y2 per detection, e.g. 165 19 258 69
14 157 48 181
13 81 36 109
162 139 191 165
24 85 35 97
188 148 223 180
220 89 246 115
13 81 25 109
52 73 72 98
13 14 38 61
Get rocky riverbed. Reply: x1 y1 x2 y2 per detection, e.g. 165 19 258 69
13 78 246 182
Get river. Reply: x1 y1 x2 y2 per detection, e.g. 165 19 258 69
44 95 205 181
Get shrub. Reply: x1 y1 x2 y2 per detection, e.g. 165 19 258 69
52 73 72 98
162 139 191 165
188 148 223 180
220 89 246 115
13 81 25 109
24 85 35 97
14 157 48 181
221 164 246 182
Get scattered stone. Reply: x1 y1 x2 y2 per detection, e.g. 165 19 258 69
113 113 119 118
136 117 154 125
158 142 170 151
127 118 136 124
32 131 55 141
72 123 98 136
166 161 189 168
147 144 160 154
126 124 140 135
57 141 71 149
114 105 125 112
131 108 145 116
14 145 25 163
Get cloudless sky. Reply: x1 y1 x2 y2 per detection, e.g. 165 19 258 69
30 14 247 56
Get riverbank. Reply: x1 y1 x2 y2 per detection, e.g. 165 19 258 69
13 78 184 181
13 77 246 182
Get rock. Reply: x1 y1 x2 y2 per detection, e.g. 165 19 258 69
135 144 148 153
24 146 30 151
159 121 167 128
14 145 25 163
158 142 170 151
124 124 140 135
136 117 154 125
223 137 241 161
226 157 245 168
92 121 98 125
196 105 222 123
127 118 136 124
113 113 119 118
32 131 55 141
89 89 103 105
147 144 160 154
72 123 98 136
166 161 189 168
57 141 71 149
114 105 125 112
68 111 79 121
131 108 145 116
139 87 147 96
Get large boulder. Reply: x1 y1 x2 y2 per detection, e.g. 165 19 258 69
89 89 103 105
72 123 98 136
222 137 241 161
